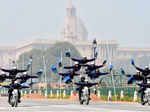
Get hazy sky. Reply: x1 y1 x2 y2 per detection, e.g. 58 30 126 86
0 0 150 47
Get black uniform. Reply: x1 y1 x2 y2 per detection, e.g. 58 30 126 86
3 83 29 103
59 70 80 84
71 58 95 65
1 68 27 79
88 71 109 79
64 64 81 72
133 65 150 77
84 64 104 73
75 81 97 100
15 74 38 84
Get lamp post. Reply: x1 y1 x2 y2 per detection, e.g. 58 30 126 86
30 56 33 90
43 56 48 97
92 39 97 64
92 39 97 93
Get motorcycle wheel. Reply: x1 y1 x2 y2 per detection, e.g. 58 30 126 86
85 97 90 105
141 101 146 106
141 98 146 106
80 100 84 105
147 97 150 105
85 100 89 105
141 94 146 106
14 96 18 107
10 96 15 107
10 96 18 107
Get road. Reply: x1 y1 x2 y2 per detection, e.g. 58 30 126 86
0 97 150 112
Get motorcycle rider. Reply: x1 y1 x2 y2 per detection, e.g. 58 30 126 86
59 69 80 84
4 81 29 103
131 59 150 76
121 68 149 104
84 60 107 73
75 77 97 101
71 56 95 65
15 72 38 84
87 69 110 79
64 62 81 72
0 66 28 80
0 72 12 82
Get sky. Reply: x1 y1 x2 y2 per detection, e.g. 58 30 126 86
0 0 150 47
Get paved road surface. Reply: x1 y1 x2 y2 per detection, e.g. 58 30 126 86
0 97 150 112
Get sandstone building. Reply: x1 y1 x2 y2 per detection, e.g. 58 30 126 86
0 4 150 68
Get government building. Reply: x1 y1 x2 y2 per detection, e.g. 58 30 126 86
0 4 150 67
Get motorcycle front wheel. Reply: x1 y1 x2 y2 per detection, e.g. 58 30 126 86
10 96 18 107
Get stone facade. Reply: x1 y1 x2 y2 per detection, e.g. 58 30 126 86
0 4 150 67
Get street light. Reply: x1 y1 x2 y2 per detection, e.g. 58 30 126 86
30 56 33 90
93 39 97 50
92 39 97 93
92 39 97 64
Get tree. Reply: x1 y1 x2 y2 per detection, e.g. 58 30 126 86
17 42 81 83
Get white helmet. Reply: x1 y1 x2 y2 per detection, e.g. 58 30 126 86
83 56 87 58
85 79 88 82
91 62 94 65
13 66 17 69
74 62 79 65
23 72 27 75
145 66 149 69
14 81 19 84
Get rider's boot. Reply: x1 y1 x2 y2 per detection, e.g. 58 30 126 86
8 94 11 104
18 99 21 103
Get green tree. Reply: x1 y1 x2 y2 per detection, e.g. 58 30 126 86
17 42 81 83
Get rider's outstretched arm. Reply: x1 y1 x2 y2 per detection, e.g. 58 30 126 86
133 66 145 73
64 66 75 69
74 73 80 76
29 75 38 78
58 73 68 76
88 83 98 87
98 72 110 76
95 65 104 69
2 85 10 88
71 58 80 62
74 82 83 86
0 68 13 73
87 58 95 63
20 86 29 89
17 69 28 73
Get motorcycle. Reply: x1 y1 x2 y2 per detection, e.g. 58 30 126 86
9 89 19 107
141 88 150 105
80 86 90 105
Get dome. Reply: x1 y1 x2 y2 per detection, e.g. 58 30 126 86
67 4 75 9
61 4 88 41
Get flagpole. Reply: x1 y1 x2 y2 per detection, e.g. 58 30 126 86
43 56 47 97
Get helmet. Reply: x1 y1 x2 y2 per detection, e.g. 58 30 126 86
81 77 85 82
14 81 19 84
96 69 100 73
85 78 88 82
145 66 149 69
23 72 27 75
83 56 87 59
13 67 17 69
74 62 79 65
83 55 87 58
147 80 150 83
91 62 94 65
136 71 140 75
145 66 149 71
